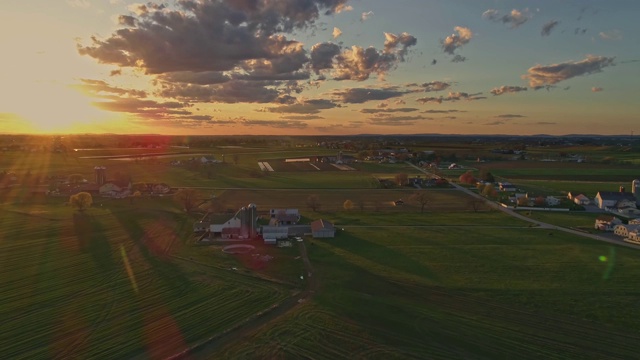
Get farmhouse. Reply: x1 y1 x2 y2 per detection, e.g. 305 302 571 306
573 194 590 205
545 196 561 206
270 208 301 225
200 156 219 164
498 182 517 192
613 224 640 238
311 219 336 238
594 215 622 231
594 191 637 210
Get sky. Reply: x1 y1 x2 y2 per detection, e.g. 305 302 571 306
1 0 638 136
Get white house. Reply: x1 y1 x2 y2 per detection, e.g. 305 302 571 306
200 156 220 164
594 191 637 209
545 196 561 206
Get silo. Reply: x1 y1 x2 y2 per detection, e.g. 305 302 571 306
247 203 257 238
94 166 106 185
633 179 640 205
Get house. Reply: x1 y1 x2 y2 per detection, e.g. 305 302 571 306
193 221 209 233
628 228 640 242
594 215 622 231
545 196 561 206
498 182 517 192
567 191 582 200
99 182 130 197
311 219 335 238
629 218 640 225
270 209 300 225
594 191 637 210
200 156 219 164
613 224 640 238
573 194 590 205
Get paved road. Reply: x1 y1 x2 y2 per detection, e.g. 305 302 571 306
405 162 640 250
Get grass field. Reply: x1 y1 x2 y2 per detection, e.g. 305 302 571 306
0 203 292 359
214 227 640 359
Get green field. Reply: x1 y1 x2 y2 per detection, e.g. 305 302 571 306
214 227 640 359
0 204 292 358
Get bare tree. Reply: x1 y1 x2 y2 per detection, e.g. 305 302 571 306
467 198 485 212
410 190 430 213
174 188 199 213
307 194 321 212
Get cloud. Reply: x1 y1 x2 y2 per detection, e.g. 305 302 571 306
421 81 451 92
67 0 91 8
74 79 147 98
332 39 416 81
310 42 342 74
360 108 418 114
335 4 353 13
451 55 466 63
485 121 506 126
417 92 485 104
591 87 604 92
495 114 526 118
263 99 339 114
79 0 350 74
599 30 623 41
332 87 408 103
117 15 136 27
441 26 473 55
532 121 556 125
158 80 295 104
109 69 121 76
367 114 433 126
241 119 308 129
541 20 559 36
92 97 191 118
490 85 528 96
333 27 342 39
361 11 374 22
421 109 464 114
279 115 324 120
483 8 531 28
156 71 230 85
523 55 615 87
383 32 417 61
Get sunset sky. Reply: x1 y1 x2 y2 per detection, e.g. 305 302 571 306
1 0 638 135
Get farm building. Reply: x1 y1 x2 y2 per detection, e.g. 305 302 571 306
613 224 640 238
545 196 561 206
498 182 516 192
193 221 209 233
210 204 258 239
594 215 622 231
270 208 301 225
261 226 289 245
594 191 637 210
311 219 336 238
573 194 590 205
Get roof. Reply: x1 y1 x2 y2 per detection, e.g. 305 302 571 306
596 191 636 202
275 214 300 223
596 215 618 222
311 219 334 232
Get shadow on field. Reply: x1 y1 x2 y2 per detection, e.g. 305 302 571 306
327 232 441 283
73 212 115 272
110 210 193 295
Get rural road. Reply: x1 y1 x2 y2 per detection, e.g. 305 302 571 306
405 162 640 250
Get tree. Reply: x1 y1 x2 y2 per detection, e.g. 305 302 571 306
410 190 430 213
482 184 497 198
70 192 93 212
307 194 321 212
517 196 529 207
467 198 485 212
479 168 495 183
174 188 199 213
395 173 409 186
343 199 354 211
459 170 476 184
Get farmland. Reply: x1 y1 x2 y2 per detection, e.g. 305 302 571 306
2 135 640 358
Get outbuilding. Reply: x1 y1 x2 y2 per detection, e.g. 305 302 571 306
311 219 336 238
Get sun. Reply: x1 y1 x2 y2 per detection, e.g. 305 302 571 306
1 80 113 134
